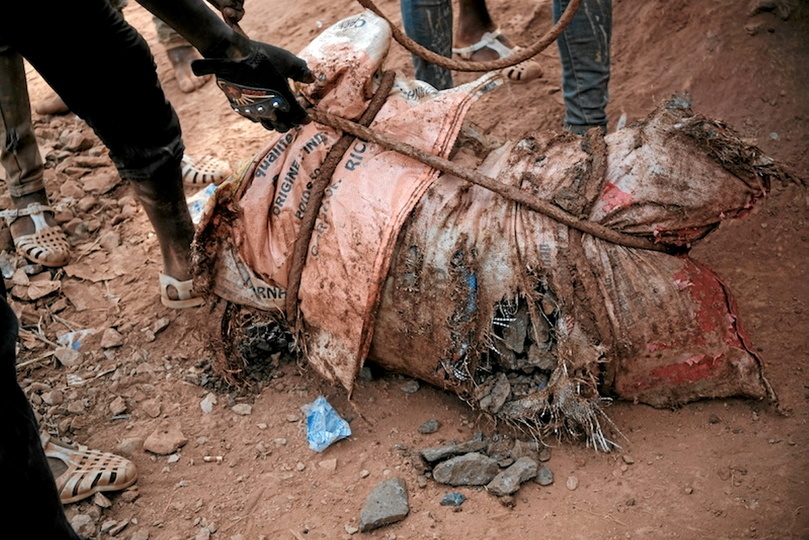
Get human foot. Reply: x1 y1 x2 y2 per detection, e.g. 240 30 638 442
167 45 211 93
453 30 543 83
2 191 70 267
454 29 516 62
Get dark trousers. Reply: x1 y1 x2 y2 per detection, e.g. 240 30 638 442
0 279 82 539
0 0 183 182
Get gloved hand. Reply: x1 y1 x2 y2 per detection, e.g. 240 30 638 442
192 41 314 132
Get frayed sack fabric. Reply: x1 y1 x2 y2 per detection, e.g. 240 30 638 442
196 12 782 449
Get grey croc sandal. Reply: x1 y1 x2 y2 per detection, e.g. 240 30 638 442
41 433 138 504
181 154 232 186
1 203 70 267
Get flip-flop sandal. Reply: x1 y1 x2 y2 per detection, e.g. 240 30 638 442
160 273 205 309
41 434 138 504
452 29 543 84
0 203 71 267
181 154 232 186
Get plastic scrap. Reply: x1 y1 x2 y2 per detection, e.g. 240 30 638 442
57 328 97 351
187 183 217 225
302 396 351 452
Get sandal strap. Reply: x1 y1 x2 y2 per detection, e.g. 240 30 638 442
0 203 54 225
452 29 512 59
160 273 205 309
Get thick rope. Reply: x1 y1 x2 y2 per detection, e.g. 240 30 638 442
308 108 672 254
284 71 397 327
355 0 581 72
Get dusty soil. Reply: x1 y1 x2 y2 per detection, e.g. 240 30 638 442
5 0 808 538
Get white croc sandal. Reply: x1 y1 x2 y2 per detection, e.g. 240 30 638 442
160 273 205 309
1 203 70 267
181 154 232 186
452 29 543 84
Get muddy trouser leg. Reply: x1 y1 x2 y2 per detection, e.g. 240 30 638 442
3 0 192 274
153 15 191 50
553 0 612 133
0 284 83 539
401 0 454 90
0 45 46 198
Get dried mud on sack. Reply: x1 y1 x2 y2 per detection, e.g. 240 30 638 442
370 96 792 449
196 14 788 449
194 11 501 381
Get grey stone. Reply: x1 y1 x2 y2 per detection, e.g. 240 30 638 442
144 422 188 455
99 230 120 252
109 396 127 416
400 379 420 394
538 446 552 462
502 304 529 353
142 398 162 418
116 437 143 457
476 372 510 414
70 514 96 537
510 439 540 463
63 131 95 152
486 457 538 496
231 403 252 416
59 179 87 200
101 327 123 349
432 452 500 486
420 433 488 463
418 419 440 434
77 195 97 213
535 465 554 486
439 493 466 507
54 347 82 367
109 519 130 536
82 171 120 195
566 475 579 491
359 478 409 532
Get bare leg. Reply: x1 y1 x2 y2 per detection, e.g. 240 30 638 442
130 160 196 286
455 0 515 61
167 45 211 93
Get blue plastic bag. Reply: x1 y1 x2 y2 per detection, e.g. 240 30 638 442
302 396 351 452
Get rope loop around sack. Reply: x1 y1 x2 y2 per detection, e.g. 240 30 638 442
308 108 673 254
284 71 398 327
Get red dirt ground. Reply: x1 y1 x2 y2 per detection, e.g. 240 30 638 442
8 0 808 538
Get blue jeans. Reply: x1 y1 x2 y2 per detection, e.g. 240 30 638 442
400 0 611 131
554 0 612 133
400 0 454 90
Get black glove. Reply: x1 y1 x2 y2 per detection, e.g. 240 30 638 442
192 42 314 132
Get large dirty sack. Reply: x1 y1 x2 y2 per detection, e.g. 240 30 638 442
197 10 501 387
197 13 783 449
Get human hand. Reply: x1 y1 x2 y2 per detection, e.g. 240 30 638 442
205 0 245 26
192 41 314 132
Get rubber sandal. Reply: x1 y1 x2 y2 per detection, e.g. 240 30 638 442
181 154 232 186
0 203 70 267
160 273 205 309
452 29 543 84
41 434 138 504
